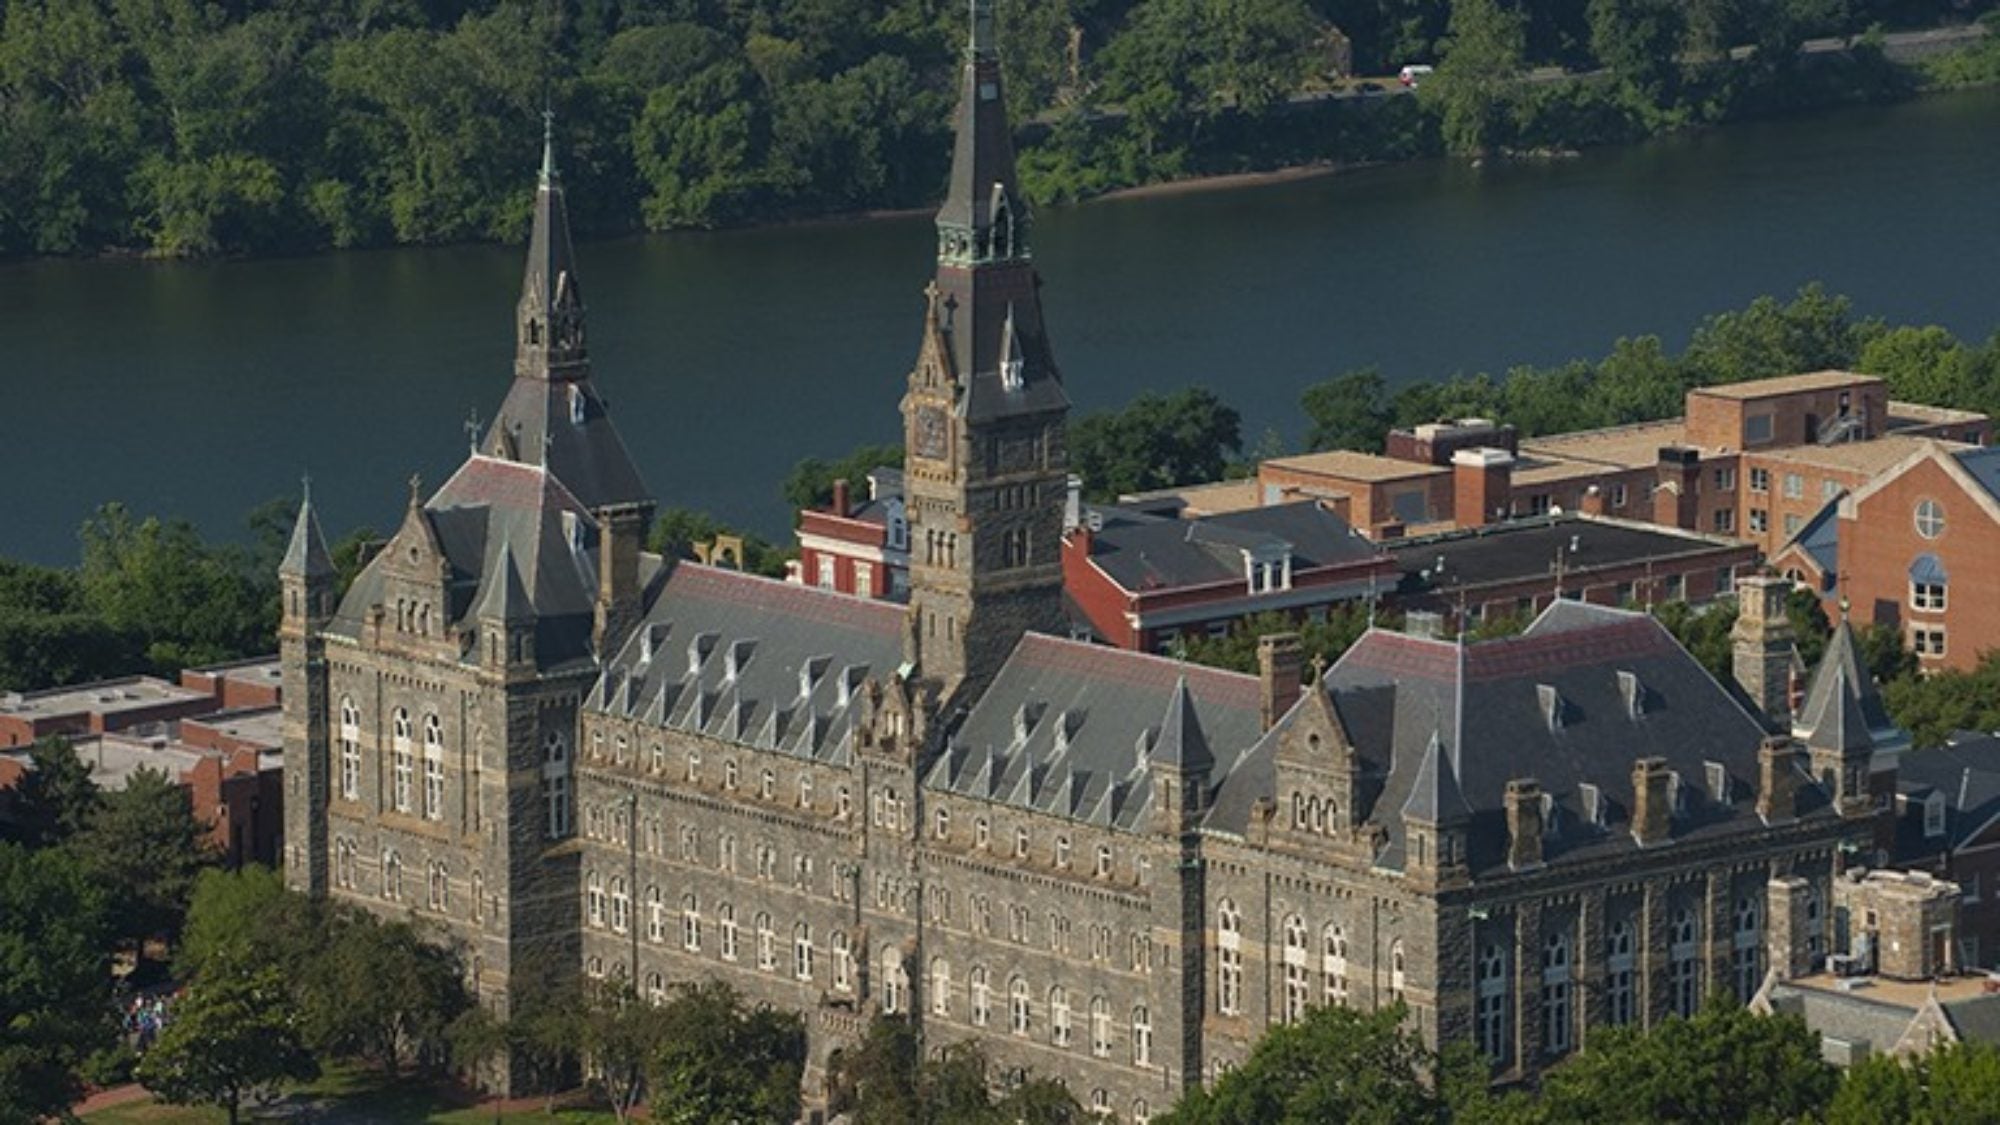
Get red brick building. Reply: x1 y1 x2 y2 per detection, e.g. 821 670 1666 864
791 469 909 599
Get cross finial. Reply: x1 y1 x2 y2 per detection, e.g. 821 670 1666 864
408 472 423 509
465 408 483 453
1309 652 1327 684
300 471 312 506
540 106 556 186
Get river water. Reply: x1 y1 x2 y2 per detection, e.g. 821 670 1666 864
3 89 1998 565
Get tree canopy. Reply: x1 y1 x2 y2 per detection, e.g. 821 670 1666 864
0 843 113 1125
1070 385 1243 501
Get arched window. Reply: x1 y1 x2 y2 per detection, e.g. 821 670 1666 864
646 885 664 943
1542 930 1573 1057
970 966 991 1026
1323 923 1349 1006
1090 996 1112 1058
1390 938 1407 1003
719 903 738 962
794 923 814 982
337 697 360 801
391 708 414 813
1607 920 1636 1026
1216 900 1243 1016
1050 986 1072 1048
756 913 775 971
585 872 605 927
1670 907 1701 1016
645 972 666 1006
930 958 952 1017
1009 976 1031 1036
541 732 571 838
832 931 851 990
1132 1006 1153 1068
1133 1099 1150 1125
1733 894 1763 1003
881 947 907 1014
1477 942 1509 1063
428 860 450 912
681 894 701 952
381 848 402 901
422 713 445 821
609 878 629 934
334 838 356 889
1282 915 1309 1023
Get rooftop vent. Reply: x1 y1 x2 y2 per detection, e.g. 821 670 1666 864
686 632 719 679
1617 670 1646 720
1537 684 1566 732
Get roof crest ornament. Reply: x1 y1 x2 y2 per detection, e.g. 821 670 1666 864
540 105 557 188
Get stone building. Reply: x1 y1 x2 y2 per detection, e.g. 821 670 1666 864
280 2 1908 1116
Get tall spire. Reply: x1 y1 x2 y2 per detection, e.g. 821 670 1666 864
280 483 334 581
938 0 1027 267
516 109 586 383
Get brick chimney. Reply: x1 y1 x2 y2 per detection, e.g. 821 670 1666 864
831 478 851 518
1579 484 1606 517
594 503 649 655
1452 447 1514 528
1653 447 1700 530
1631 757 1672 846
1756 736 1803 822
1257 633 1304 732
1504 778 1544 870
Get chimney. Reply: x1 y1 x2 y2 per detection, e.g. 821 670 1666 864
1631 757 1672 846
1064 474 1083 532
831 478 851 518
1653 447 1700 530
1579 484 1606 517
1452 447 1514 528
1756 737 1803 823
1731 573 1798 730
1257 633 1304 732
1765 876 1815 982
1504 778 1544 870
595 504 649 656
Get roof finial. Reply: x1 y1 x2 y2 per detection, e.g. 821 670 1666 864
408 472 423 510
300 471 312 507
539 105 556 187
465 408 483 454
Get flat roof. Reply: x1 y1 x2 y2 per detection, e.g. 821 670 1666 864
1510 454 1615 489
1690 370 1881 400
1391 515 1744 592
1785 971 2000 1010
186 655 283 687
185 706 284 750
1888 400 1987 428
67 734 209 791
1750 434 1967 476
1262 450 1447 484
1518 419 1692 470
0 676 211 719
1116 479 1264 517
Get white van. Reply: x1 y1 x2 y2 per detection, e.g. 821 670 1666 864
1398 64 1435 88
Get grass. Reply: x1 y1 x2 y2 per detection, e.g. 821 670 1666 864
83 1065 624 1125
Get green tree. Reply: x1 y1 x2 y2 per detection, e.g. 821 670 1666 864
782 443 906 514
632 61 775 229
1587 0 1687 110
75 766 214 966
1300 368 1394 452
646 507 790 579
1828 1040 2000 1125
77 502 275 675
1884 651 2000 750
1180 605 1383 675
2 737 100 848
577 981 669 1125
1070 386 1243 501
832 1015 1081 1125
1425 0 1528 157
1160 1002 1459 1124
1680 284 1878 388
648 980 806 1125
298 908 469 1077
134 955 318 1125
176 865 317 982
1856 324 1981 412
0 843 114 1125
1530 998 1838 1124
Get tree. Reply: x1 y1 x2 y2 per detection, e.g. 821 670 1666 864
647 980 806 1124
1529 998 1838 1123
1425 0 1528 158
177 865 317 982
1587 0 1687 110
134 956 317 1125
77 502 276 674
781 443 905 514
1070 386 1242 501
1680 284 1878 389
0 843 113 1125
576 981 670 1125
1180 605 1384 675
1828 1040 2000 1125
1160 1003 1459 1124
2 737 100 848
298 908 470 1077
1884 650 2000 750
1300 368 1394 452
646 507 790 578
831 1015 1081 1125
75 766 214 966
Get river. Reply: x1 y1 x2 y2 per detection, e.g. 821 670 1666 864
3 88 1998 565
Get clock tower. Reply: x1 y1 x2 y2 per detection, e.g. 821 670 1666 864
901 0 1070 705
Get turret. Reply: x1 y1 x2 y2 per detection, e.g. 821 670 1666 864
1731 573 1798 730
1148 677 1213 836
477 537 536 680
279 483 335 637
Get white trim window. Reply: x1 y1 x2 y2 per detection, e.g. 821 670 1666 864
1323 923 1349 1006
1541 931 1573 1057
1132 1006 1152 1068
756 913 775 971
931 958 952 1017
682 894 702 952
971 966 991 1026
1216 900 1243 1016
391 708 414 813
422 714 445 821
337 697 361 801
881 946 907 1013
609 878 629 934
720 903 739 962
1009 976 1031 1036
1090 995 1112 1058
794 923 814 982
647 886 665 943
1282 915 1309 1023
1050 986 1072 1049
1912 580 1948 612
586 872 605 927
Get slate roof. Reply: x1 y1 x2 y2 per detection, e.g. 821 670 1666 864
1795 623 1896 750
1209 601 1813 874
280 495 334 580
1954 445 2000 503
1894 734 2000 859
1782 498 1841 579
1082 501 1382 593
588 565 905 763
1390 515 1742 595
924 635 1263 834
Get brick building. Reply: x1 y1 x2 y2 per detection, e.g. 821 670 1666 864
792 469 910 600
280 5 1924 1114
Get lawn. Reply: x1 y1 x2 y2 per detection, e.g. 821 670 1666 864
82 1066 624 1124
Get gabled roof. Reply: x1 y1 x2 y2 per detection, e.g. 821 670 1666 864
1780 498 1841 579
475 536 533 624
1894 733 2000 858
1795 623 1894 750
1153 677 1215 774
1081 500 1383 593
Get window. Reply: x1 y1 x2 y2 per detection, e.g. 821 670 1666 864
1733 895 1763 1003
1912 580 1948 612
1055 836 1072 869
1323 924 1349 1006
1014 827 1030 858
391 708 414 812
609 878 629 934
1748 509 1768 534
541 732 570 838
1925 793 1948 838
971 966 992 1026
1609 483 1628 508
931 958 952 1017
1607 921 1636 1026
816 554 836 589
832 932 850 990
975 818 991 850
1095 845 1113 879
1090 996 1112 1057
1216 900 1243 1016
1477 942 1509 1063
382 849 402 899
854 561 874 595
1541 931 1573 1057
338 697 361 801
1714 467 1736 491
1823 479 1842 501
794 923 814 982
334 838 357 889
1670 907 1701 1017
756 913 775 971
933 807 951 839
586 872 605 927
1282 915 1309 1023
422 714 445 821
1913 626 1948 657
1745 413 1774 445
428 861 449 912
1749 467 1770 492
1390 939 1406 1003
1912 494 1944 540
798 773 814 809
1009 904 1030 944
644 886 664 943
719 903 738 961
1712 508 1735 533
1132 1006 1153 1068
719 834 736 873
760 769 775 800
1010 977 1031 1036
681 894 701 951
1783 514 1801 536
1050 987 1072 1048
724 760 739 790
685 748 701 783
1783 472 1804 499
881 947 907 1013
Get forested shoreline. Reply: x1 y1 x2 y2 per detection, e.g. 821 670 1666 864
1 0 1996 260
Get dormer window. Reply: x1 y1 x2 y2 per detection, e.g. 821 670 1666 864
1667 770 1686 815
1617 671 1645 720
568 384 586 425
1247 549 1293 595
1925 792 1947 838
1580 783 1606 828
1537 684 1565 732
1705 761 1729 804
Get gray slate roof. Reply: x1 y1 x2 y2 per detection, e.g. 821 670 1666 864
280 495 334 580
1390 514 1738 594
1783 498 1841 581
925 635 1263 834
1954 445 2000 502
1082 501 1381 592
1795 623 1895 750
589 564 905 763
1895 733 2000 858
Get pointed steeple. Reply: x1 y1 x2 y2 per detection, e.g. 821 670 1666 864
1402 730 1470 825
938 0 1025 265
1795 622 1892 743
476 536 533 625
516 109 586 382
280 479 334 581
1152 676 1214 774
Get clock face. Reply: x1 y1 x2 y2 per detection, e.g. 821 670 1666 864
914 405 948 461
